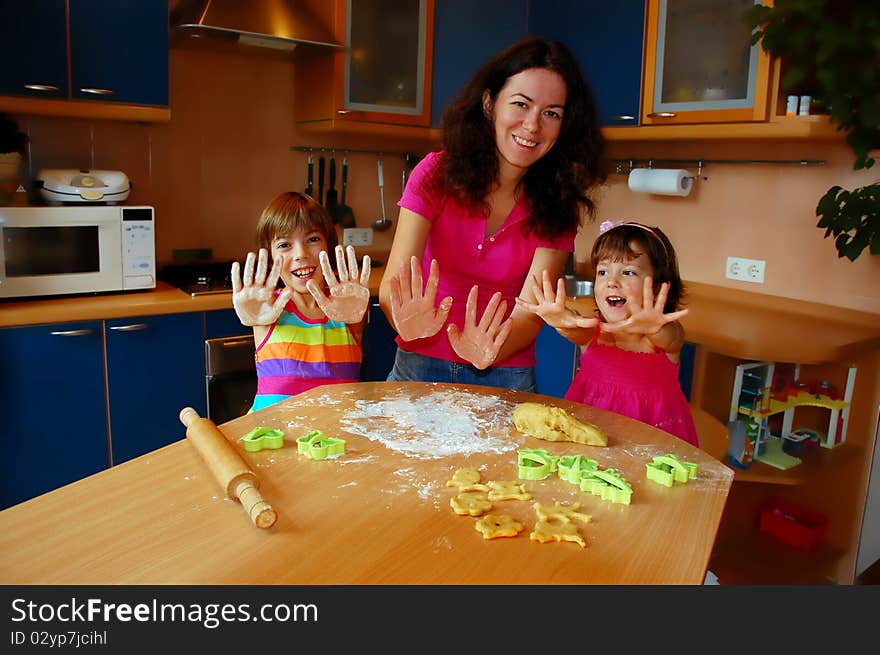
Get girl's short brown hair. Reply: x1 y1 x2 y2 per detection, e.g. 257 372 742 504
255 191 338 254
590 222 685 312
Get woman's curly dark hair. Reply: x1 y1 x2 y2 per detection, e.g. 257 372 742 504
437 38 606 240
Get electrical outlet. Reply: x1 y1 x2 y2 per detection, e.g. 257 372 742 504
343 228 373 247
726 257 765 283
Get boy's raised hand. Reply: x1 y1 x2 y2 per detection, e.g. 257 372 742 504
388 256 453 341
447 285 513 370
515 270 599 330
231 248 292 327
307 245 371 324
601 276 689 335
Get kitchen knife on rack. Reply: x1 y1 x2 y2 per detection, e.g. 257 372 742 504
317 153 325 205
325 154 338 211
331 154 356 228
304 151 314 197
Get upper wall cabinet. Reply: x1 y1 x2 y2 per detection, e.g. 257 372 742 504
641 0 771 125
296 0 434 128
529 1 645 127
0 0 169 121
431 0 527 128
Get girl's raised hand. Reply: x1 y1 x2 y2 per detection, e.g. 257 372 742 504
602 276 689 335
307 245 371 324
515 269 599 330
389 256 453 341
447 285 513 370
231 248 292 327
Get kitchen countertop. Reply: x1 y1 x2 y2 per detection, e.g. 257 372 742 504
0 382 733 584
3 276 878 364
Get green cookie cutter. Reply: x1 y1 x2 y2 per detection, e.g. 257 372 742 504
646 454 698 487
297 430 346 460
580 468 633 505
517 448 559 480
241 427 285 452
557 455 599 485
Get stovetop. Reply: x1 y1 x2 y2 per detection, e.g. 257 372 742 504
159 260 235 297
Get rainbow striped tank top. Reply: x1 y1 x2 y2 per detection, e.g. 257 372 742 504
250 301 362 412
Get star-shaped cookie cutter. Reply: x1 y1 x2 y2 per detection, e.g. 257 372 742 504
241 426 285 452
580 468 633 505
645 454 698 487
296 430 346 460
517 448 559 480
557 454 599 485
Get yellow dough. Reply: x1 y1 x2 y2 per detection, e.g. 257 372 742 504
450 490 492 516
446 467 488 491
530 520 586 548
533 501 592 524
513 402 607 447
474 514 525 540
486 480 531 501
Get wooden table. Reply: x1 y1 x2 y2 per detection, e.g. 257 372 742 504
0 383 733 585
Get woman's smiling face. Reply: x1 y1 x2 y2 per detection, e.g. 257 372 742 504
271 227 329 292
487 67 566 175
594 242 655 322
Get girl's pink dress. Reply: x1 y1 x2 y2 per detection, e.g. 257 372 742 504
565 334 699 447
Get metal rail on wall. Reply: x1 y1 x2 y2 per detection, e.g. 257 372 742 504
290 145 421 166
609 157 826 180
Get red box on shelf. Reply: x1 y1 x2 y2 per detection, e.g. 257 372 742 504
759 498 828 551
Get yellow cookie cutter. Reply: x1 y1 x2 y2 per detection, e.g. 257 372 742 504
241 426 285 452
517 449 559 480
580 468 633 505
297 430 346 460
646 454 698 487
557 455 599 485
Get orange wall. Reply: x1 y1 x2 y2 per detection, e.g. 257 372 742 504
11 48 880 314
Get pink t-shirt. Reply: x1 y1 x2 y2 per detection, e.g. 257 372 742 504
396 151 575 367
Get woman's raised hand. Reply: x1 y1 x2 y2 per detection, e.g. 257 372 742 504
389 256 453 341
515 269 598 330
231 248 292 327
307 245 371 324
602 276 689 335
447 285 513 370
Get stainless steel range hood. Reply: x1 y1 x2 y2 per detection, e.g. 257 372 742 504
169 0 342 58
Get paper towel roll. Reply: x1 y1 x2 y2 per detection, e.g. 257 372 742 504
627 168 693 197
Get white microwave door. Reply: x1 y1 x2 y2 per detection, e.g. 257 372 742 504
0 209 121 298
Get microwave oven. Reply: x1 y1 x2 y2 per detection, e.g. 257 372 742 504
0 206 156 299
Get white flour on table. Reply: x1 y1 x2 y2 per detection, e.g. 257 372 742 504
337 388 520 459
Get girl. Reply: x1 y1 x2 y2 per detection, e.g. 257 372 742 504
516 220 698 446
378 37 606 390
231 191 371 412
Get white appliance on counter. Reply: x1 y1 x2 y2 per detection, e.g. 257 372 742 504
0 206 155 299
36 169 132 205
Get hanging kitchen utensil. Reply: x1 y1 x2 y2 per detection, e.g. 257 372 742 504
317 152 325 205
304 150 314 197
331 153 356 228
325 152 338 212
372 157 392 232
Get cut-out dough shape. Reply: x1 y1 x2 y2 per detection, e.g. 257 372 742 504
533 501 592 524
513 402 607 447
450 490 492 516
530 520 586 548
446 467 488 491
474 514 525 540
486 480 531 501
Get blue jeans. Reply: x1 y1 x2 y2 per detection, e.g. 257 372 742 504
387 348 537 392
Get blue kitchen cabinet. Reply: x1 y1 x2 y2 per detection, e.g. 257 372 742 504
105 313 205 465
360 300 398 382
679 341 696 401
0 0 68 98
205 308 248 339
431 0 528 127
0 0 167 106
529 1 645 126
535 323 578 398
0 321 109 509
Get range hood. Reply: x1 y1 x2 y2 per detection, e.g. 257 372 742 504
169 0 342 57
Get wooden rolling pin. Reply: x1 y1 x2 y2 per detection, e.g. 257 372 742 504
179 407 277 529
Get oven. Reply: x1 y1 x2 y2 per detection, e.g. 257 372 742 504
205 334 257 424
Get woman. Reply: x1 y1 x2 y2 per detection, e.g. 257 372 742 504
378 37 606 391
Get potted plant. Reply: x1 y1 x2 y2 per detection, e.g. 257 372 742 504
0 113 28 201
746 2 880 261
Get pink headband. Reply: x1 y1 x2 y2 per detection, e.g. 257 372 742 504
598 220 669 258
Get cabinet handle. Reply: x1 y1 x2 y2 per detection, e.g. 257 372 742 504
221 338 254 348
109 323 149 332
614 115 637 122
337 110 351 115
24 83 60 92
79 87 115 96
50 329 93 337
647 111 677 118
